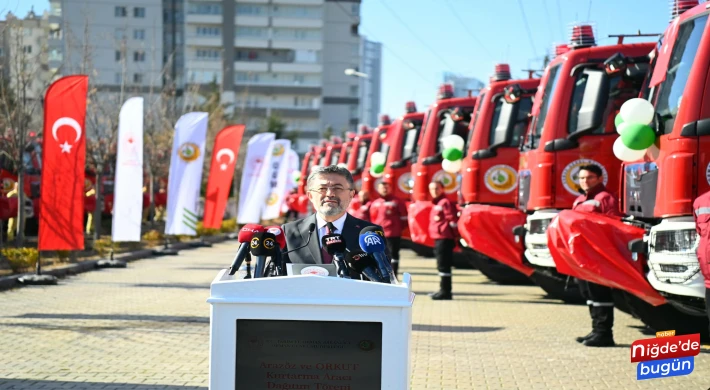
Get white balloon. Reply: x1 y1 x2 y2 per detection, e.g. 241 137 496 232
647 143 660 160
620 98 654 125
370 151 386 165
613 137 646 163
442 135 465 150
616 121 628 135
442 159 462 173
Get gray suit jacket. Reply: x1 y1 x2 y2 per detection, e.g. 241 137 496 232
281 213 381 265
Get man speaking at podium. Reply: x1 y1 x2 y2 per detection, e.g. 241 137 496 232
282 165 383 272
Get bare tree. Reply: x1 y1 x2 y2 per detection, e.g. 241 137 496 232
0 15 58 246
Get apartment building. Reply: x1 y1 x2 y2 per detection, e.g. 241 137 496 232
358 38 381 128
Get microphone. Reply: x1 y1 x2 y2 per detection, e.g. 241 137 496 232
345 251 386 283
266 226 287 275
322 234 351 279
282 223 317 255
360 225 386 238
359 230 397 284
250 232 278 278
228 224 265 275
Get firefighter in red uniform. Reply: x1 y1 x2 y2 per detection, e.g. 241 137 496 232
693 189 710 336
284 189 299 222
369 179 408 275
348 190 372 222
573 164 623 347
428 180 457 300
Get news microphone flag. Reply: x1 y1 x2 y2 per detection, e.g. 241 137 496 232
111 97 144 242
261 139 291 220
237 133 275 224
38 75 89 251
165 112 208 235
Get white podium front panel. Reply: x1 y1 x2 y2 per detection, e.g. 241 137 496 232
208 271 414 390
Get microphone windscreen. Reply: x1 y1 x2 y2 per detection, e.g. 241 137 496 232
360 225 385 238
345 251 377 272
239 224 265 243
250 232 278 256
266 226 287 249
359 232 386 254
322 234 347 255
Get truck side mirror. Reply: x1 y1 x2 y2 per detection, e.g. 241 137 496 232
422 153 443 166
389 159 408 169
512 225 526 236
471 149 497 160
544 138 579 152
569 68 610 140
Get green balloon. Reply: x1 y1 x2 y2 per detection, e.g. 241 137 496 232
620 123 655 151
442 147 463 161
371 163 385 174
614 113 623 127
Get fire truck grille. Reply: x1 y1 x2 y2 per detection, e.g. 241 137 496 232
649 260 700 284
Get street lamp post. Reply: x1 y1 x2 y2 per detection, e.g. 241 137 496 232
344 68 369 78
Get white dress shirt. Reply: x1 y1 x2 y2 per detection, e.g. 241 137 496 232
315 213 347 248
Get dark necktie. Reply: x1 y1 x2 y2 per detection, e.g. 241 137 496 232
320 223 336 264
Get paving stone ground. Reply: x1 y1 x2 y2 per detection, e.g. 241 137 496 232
0 241 709 389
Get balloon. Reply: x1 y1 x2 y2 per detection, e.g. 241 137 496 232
613 137 646 162
441 159 462 173
614 113 624 128
620 98 654 125
370 151 386 165
370 167 384 178
647 142 660 160
442 134 465 150
292 171 301 184
620 123 655 150
371 163 385 174
616 121 628 135
442 147 463 161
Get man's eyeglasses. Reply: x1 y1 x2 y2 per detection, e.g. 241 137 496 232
309 186 353 195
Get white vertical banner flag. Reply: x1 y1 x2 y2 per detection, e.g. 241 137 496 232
285 148 300 193
261 140 291 220
237 133 275 224
111 97 144 242
165 112 208 235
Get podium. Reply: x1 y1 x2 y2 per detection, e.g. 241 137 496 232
207 270 415 390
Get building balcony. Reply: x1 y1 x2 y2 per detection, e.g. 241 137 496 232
186 14 222 24
271 62 321 74
233 37 269 48
273 0 324 5
235 16 269 27
234 61 269 72
186 35 222 47
186 57 223 69
271 18 323 29
271 40 322 51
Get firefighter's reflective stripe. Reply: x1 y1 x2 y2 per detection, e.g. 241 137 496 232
586 300 613 307
695 207 710 216
581 200 601 207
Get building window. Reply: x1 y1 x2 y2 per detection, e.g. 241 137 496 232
351 4 358 14
236 4 266 15
196 49 220 60
350 85 358 97
115 28 125 40
188 3 222 15
197 26 221 36
133 73 143 84
115 6 127 17
115 73 123 84
133 29 145 40
235 26 265 38
134 51 145 62
134 7 145 18
115 50 122 61
23 45 32 54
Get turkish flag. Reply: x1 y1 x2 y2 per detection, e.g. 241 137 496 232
38 75 89 250
202 125 245 229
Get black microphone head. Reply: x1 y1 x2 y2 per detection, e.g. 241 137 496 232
360 225 385 238
322 234 347 255
345 251 377 272
250 232 278 256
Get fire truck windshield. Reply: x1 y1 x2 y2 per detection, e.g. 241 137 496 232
356 140 371 169
489 96 534 147
401 119 423 161
378 139 390 161
436 106 474 153
526 64 562 150
654 14 708 134
330 149 340 165
466 92 486 148
411 109 432 162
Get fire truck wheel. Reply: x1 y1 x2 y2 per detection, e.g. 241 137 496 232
463 249 533 285
529 270 586 304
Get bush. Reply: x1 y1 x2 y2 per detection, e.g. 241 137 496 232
93 238 116 257
196 221 219 237
56 250 71 262
142 230 164 242
1 248 38 273
220 219 237 233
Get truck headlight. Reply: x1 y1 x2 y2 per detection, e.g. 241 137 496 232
528 218 552 235
651 230 697 254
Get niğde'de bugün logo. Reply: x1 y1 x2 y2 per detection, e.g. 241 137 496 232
178 142 200 162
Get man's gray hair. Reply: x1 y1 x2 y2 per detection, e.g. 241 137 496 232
307 165 355 190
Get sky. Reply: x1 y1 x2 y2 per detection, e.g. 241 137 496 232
4 0 672 119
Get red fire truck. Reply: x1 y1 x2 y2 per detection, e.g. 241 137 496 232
547 0 710 336
382 102 425 202
360 123 391 198
457 64 540 284
502 27 654 301
407 84 477 250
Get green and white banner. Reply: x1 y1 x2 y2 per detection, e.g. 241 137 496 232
165 112 208 235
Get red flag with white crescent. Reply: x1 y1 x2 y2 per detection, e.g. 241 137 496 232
203 125 245 229
38 75 89 250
